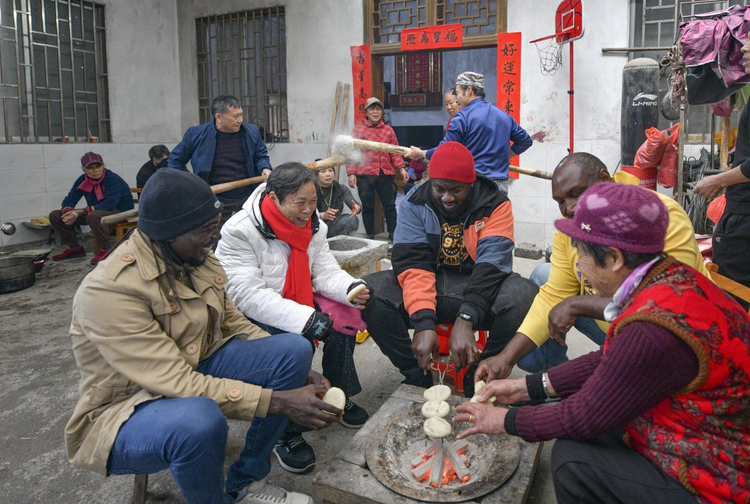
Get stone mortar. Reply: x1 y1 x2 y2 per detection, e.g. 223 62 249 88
328 236 388 279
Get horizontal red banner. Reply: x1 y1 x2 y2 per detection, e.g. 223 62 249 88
401 24 463 51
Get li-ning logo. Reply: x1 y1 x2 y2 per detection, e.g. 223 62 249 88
632 92 658 107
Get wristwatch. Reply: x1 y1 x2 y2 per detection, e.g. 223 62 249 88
457 312 473 323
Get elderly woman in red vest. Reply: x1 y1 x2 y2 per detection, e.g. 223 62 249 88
455 183 750 504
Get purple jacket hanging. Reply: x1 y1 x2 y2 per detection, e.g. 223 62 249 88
680 5 750 87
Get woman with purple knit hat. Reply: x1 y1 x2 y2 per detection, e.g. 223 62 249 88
453 183 750 503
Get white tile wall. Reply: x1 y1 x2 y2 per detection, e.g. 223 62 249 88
42 144 87 168
0 192 47 220
121 144 152 165
508 172 547 197
590 142 621 172
511 195 547 225
93 144 123 165
105 164 126 179
546 142 571 172
518 141 547 172
0 144 44 170
122 164 142 187
46 190 70 213
0 168 46 195
514 222 545 246
44 166 82 193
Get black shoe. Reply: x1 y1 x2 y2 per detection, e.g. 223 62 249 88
340 398 369 429
367 234 376 239
273 434 315 474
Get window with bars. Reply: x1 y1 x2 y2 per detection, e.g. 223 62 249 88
196 7 289 144
0 0 110 143
630 0 750 141
368 0 504 50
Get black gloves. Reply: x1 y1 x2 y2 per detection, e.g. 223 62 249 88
302 311 333 341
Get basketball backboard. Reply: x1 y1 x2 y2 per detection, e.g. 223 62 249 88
555 0 584 44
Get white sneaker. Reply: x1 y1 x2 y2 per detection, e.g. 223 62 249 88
235 478 313 504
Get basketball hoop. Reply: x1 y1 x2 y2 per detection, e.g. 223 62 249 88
531 33 566 75
529 0 584 155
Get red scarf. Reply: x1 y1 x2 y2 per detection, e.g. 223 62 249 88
260 194 314 307
77 169 107 201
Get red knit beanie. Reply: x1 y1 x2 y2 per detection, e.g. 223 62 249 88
428 141 476 184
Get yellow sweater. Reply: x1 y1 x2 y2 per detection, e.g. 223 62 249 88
518 190 710 346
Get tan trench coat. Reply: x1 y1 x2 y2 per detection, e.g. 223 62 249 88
64 230 270 474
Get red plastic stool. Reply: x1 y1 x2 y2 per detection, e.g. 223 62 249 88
429 323 487 394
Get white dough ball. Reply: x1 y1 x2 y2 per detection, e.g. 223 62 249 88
421 400 450 418
321 387 346 411
423 384 451 401
423 416 452 438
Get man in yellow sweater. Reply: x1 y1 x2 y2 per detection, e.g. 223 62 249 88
476 152 709 380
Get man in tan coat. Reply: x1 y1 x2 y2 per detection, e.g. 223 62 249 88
65 169 339 504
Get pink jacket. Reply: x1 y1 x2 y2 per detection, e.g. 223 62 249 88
346 119 405 177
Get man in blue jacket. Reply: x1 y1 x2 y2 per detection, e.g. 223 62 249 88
49 152 134 265
407 72 533 195
168 95 273 225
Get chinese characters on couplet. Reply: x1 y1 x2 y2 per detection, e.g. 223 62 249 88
400 24 463 51
350 45 372 122
497 33 522 178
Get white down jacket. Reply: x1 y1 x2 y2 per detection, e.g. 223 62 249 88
215 183 361 334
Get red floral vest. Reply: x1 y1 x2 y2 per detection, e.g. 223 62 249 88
606 257 750 503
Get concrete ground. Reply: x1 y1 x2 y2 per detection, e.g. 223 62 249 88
0 239 597 503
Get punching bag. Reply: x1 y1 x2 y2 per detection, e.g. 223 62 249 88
620 58 659 166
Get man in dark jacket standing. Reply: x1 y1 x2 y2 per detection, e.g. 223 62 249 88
49 152 134 265
168 95 272 226
362 142 538 394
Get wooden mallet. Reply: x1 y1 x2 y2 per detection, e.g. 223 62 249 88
100 175 269 226
101 160 341 227
330 135 553 180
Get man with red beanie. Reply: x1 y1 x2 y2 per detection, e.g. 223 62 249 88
362 142 538 395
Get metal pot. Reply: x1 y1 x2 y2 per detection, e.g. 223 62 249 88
0 256 36 294
9 249 50 273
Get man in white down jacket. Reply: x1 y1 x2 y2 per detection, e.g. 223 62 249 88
216 162 371 475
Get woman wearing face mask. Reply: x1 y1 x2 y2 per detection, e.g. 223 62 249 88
215 163 372 475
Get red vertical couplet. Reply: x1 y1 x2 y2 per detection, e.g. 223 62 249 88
350 45 372 123
497 32 522 179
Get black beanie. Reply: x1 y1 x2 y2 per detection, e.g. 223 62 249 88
138 169 222 241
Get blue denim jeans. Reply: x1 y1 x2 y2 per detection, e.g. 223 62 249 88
518 262 607 373
107 334 312 504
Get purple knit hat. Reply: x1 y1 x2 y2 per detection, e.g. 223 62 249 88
554 182 669 254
